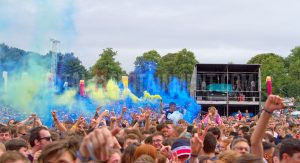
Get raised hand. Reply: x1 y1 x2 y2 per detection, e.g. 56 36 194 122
122 106 127 113
265 95 285 112
191 133 203 156
145 109 151 119
51 111 57 120
96 105 102 112
77 115 85 125
78 127 120 162
139 107 145 114
90 119 98 129
33 150 42 163
160 143 172 158
110 116 117 122
101 110 109 117
131 113 137 120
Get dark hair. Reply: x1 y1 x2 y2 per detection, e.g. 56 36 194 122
273 143 281 158
122 143 139 163
229 131 238 137
263 142 275 151
0 126 10 134
207 127 221 140
125 129 142 140
280 138 300 160
156 124 166 132
142 130 151 135
203 132 217 153
5 139 28 151
29 126 48 147
144 135 153 144
152 132 163 138
239 126 250 134
165 120 173 124
264 133 275 144
249 122 256 128
169 102 176 106
7 119 14 126
125 134 140 142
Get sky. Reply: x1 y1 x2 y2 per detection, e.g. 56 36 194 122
0 0 300 73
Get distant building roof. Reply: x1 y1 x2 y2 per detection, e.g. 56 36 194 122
195 64 260 72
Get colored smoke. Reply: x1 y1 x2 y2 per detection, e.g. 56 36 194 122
0 53 200 125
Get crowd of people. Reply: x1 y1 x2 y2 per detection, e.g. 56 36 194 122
0 95 299 163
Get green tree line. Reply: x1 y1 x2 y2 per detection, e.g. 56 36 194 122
2 43 300 98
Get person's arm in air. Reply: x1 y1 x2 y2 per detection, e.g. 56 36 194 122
70 115 84 132
52 111 67 132
144 109 151 130
160 100 164 114
116 107 126 127
251 95 285 157
18 114 34 125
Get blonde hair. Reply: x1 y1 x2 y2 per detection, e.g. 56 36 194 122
220 139 231 148
209 106 217 115
218 150 240 163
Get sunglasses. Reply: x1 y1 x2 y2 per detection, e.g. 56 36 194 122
39 136 52 141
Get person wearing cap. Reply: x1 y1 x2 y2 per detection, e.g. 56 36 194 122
171 138 191 163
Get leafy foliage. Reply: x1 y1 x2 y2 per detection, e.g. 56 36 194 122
247 53 287 98
157 48 198 84
134 50 161 73
0 44 87 88
91 48 126 85
285 46 300 97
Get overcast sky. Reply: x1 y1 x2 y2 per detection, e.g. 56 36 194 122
0 0 300 72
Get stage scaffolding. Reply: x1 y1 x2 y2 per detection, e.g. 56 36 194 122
190 64 261 116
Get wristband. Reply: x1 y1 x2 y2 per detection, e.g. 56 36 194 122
76 151 91 162
191 153 198 158
262 108 273 114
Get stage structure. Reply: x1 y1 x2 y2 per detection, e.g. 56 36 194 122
50 39 60 88
190 64 261 116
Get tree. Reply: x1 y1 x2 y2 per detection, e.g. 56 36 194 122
130 50 161 96
174 48 198 81
134 50 161 73
0 44 28 72
285 46 300 97
60 53 88 87
91 48 126 85
157 49 198 84
247 53 287 98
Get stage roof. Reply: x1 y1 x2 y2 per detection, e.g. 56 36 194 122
195 64 260 73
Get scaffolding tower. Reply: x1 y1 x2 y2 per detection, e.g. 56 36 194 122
50 39 60 87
